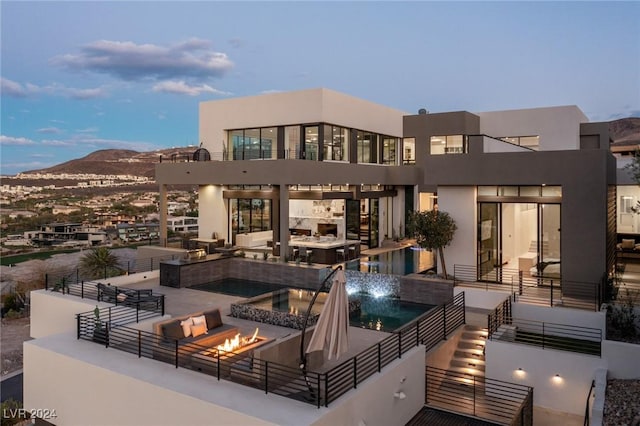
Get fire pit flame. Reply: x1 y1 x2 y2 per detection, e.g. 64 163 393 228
217 328 259 353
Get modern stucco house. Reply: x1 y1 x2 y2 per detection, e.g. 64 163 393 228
22 88 639 426
155 88 620 306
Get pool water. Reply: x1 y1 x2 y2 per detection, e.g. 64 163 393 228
191 278 288 298
350 294 435 332
346 246 434 276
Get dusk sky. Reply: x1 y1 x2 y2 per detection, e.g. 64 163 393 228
1 1 639 176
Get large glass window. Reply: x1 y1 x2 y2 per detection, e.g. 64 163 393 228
304 126 318 160
430 135 466 154
357 131 377 163
402 138 415 164
230 198 272 243
382 136 397 165
284 126 300 159
229 128 276 160
323 125 348 161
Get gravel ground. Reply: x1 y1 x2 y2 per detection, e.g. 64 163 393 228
604 379 640 426
1 317 31 376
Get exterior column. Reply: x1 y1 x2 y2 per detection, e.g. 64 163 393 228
159 184 168 247
279 185 289 262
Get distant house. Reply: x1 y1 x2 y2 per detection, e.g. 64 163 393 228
166 216 198 233
116 223 160 242
52 205 81 215
31 223 106 247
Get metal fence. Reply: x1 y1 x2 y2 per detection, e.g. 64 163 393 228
453 264 602 311
489 317 602 357
44 254 181 288
425 365 533 426
76 292 466 408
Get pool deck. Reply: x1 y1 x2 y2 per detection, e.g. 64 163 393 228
122 275 392 370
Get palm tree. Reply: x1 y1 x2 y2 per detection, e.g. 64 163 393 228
79 247 122 279
407 208 457 279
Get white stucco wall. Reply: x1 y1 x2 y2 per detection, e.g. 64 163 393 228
24 331 425 426
485 340 605 415
477 106 588 151
511 303 606 334
436 186 476 272
198 184 227 240
454 287 511 310
199 88 406 155
602 339 640 379
30 290 108 339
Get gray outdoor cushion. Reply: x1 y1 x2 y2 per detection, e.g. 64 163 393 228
204 309 223 330
161 320 184 340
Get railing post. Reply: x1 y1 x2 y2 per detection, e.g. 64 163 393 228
377 343 382 372
550 280 554 306
76 269 79 286
519 271 523 295
45 274 48 290
473 375 476 416
136 302 140 323
76 314 80 339
81 281 84 299
353 357 357 389
138 330 142 358
462 292 466 325
161 295 165 316
443 304 448 340
175 340 179 368
322 372 327 408
264 360 268 393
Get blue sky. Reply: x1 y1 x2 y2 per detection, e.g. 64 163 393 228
1 1 639 175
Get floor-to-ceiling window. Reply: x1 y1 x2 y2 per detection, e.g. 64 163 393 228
477 186 561 283
230 198 272 243
230 128 276 160
304 126 319 160
382 136 397 165
323 125 348 161
402 138 415 165
357 131 377 164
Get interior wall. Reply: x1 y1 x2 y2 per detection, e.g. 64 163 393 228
617 185 640 234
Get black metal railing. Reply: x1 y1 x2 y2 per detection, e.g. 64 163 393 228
489 317 602 356
46 280 165 315
488 298 512 339
453 264 602 311
584 379 595 426
425 365 533 426
323 292 466 405
44 254 181 288
76 291 466 408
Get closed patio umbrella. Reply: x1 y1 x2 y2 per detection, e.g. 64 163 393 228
305 269 349 360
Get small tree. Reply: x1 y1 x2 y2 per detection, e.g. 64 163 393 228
79 247 122 279
407 209 457 279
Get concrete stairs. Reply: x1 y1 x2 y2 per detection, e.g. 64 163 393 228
445 325 487 386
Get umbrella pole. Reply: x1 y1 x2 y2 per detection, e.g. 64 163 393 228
298 265 343 397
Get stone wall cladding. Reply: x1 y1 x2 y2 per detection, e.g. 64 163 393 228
399 274 453 305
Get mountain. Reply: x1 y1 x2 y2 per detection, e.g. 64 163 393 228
23 147 197 178
610 117 640 148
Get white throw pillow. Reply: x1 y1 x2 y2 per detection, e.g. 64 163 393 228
192 315 206 326
180 318 194 337
191 322 208 338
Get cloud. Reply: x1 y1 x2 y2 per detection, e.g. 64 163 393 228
52 38 234 82
0 77 105 100
260 89 284 95
36 127 63 134
152 80 230 96
30 153 54 158
0 135 37 146
1 161 53 173
1 77 33 97
76 127 99 133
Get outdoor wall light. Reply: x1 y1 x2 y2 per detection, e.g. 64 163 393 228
393 391 406 400
515 368 525 378
552 374 563 384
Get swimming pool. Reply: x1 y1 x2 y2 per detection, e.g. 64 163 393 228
350 293 435 332
190 278 289 298
346 246 434 276
231 287 435 332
